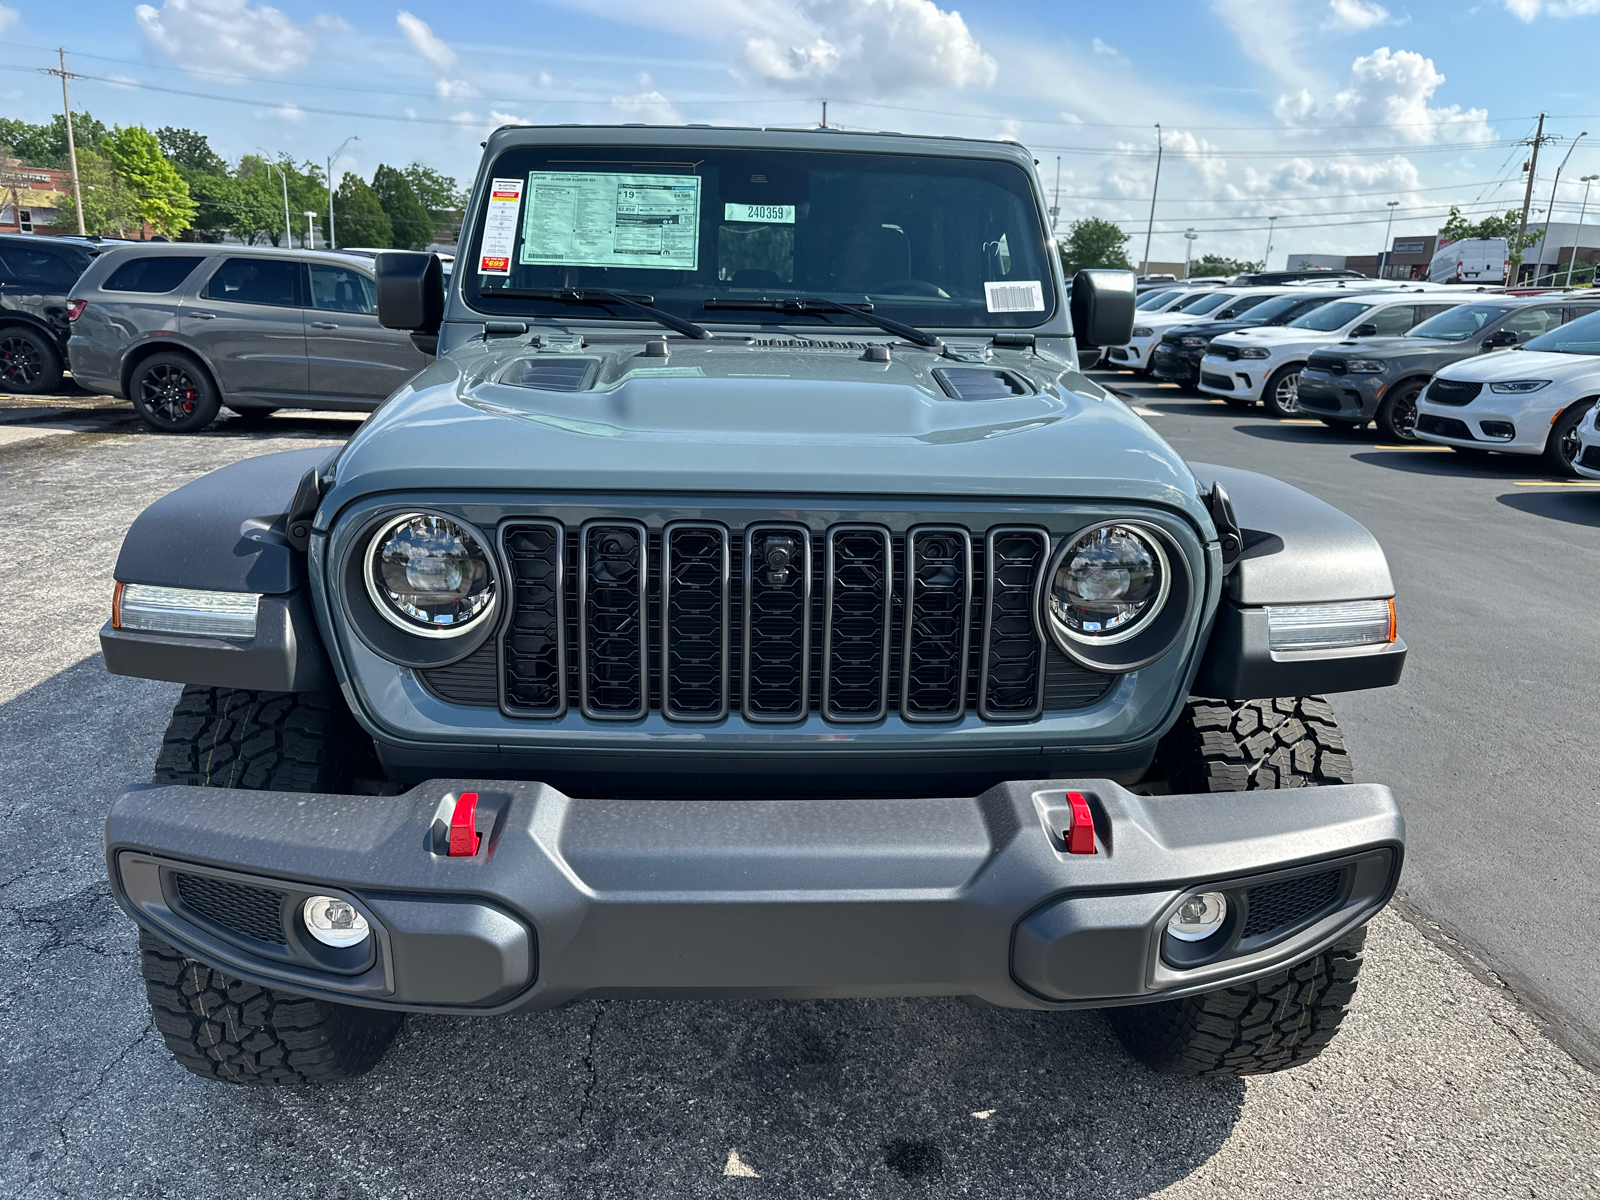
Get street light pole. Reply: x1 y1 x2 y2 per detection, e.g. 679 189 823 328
303 211 318 249
1184 227 1197 279
1380 200 1400 277
1263 215 1278 269
326 135 358 250
1142 124 1162 274
1567 174 1598 287
1542 131 1587 284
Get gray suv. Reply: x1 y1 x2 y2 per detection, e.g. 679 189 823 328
67 245 431 432
1297 295 1600 440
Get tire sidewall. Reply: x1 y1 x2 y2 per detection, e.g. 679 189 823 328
131 351 222 434
1377 380 1425 442
1262 364 1303 418
0 324 64 394
1542 399 1596 477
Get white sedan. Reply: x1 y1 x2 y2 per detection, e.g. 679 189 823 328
1198 292 1462 417
1416 308 1600 476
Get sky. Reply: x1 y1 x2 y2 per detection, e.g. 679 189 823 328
2 0 1599 267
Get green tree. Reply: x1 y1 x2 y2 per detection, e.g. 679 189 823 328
1060 217 1132 274
58 146 140 236
157 127 227 177
185 171 253 241
103 125 197 237
333 172 393 247
1190 254 1260 278
372 163 433 250
3 112 108 167
235 155 288 245
402 162 467 215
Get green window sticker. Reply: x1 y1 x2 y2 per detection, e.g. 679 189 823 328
723 203 795 225
521 172 701 271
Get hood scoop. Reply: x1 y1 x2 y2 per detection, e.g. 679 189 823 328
933 366 1031 401
502 357 596 393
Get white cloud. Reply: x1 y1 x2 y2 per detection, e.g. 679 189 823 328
1211 0 1308 87
397 10 456 71
1092 37 1118 55
739 0 996 91
611 74 684 124
435 78 477 98
267 102 304 121
1273 47 1492 145
1325 0 1391 30
1504 0 1600 15
135 0 316 74
0 4 17 35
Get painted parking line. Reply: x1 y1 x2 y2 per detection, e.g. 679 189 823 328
1511 480 1600 487
1372 444 1452 451
1281 419 1323 425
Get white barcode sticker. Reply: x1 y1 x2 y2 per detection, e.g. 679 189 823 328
984 280 1045 313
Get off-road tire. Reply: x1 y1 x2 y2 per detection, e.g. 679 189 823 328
0 324 64 394
141 686 398 1083
1261 364 1304 418
1376 379 1426 442
1159 696 1355 793
1107 927 1367 1076
140 929 402 1084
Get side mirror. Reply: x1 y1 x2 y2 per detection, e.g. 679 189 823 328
376 251 444 335
1482 329 1519 349
1070 269 1136 349
1349 323 1378 338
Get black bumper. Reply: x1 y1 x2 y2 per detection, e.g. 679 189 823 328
1150 345 1201 382
106 777 1403 1015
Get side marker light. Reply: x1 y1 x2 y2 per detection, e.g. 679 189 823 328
448 791 481 857
1063 791 1097 855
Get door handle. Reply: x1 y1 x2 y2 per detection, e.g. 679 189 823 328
190 310 215 319
310 321 339 329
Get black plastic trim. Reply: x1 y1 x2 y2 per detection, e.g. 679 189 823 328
661 521 731 722
100 591 332 692
1193 599 1407 700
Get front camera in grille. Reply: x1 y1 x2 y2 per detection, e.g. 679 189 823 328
743 525 812 721
579 521 648 719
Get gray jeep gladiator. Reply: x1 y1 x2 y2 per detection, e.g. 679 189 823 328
100 125 1407 1086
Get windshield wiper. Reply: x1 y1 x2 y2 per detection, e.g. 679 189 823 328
701 297 942 348
480 286 711 340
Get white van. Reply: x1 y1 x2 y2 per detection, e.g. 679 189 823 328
1429 238 1509 285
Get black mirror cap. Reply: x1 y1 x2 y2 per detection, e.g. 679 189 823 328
376 251 444 333
1350 323 1378 338
1483 329 1520 348
1070 269 1137 349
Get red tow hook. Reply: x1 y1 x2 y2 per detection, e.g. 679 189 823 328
1063 791 1097 855
448 791 481 857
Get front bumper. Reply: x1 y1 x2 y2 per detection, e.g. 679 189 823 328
1297 372 1385 420
1415 387 1573 455
1197 356 1266 400
1150 344 1203 382
106 776 1403 1015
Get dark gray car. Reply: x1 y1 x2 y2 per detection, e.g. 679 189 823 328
1297 294 1600 440
67 244 430 432
0 233 99 394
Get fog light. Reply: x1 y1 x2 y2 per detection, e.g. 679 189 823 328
302 895 370 947
1480 420 1515 440
1167 892 1228 942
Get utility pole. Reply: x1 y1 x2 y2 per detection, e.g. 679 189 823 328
1517 112 1552 283
44 50 86 235
1141 124 1162 274
1051 156 1061 233
1380 200 1400 277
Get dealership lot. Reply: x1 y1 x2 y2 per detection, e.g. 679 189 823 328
3 390 1599 1198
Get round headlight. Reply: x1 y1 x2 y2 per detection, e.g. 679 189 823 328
302 895 370 948
1167 891 1228 942
364 513 496 637
1044 525 1170 645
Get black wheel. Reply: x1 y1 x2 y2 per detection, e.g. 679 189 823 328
131 351 221 433
1158 696 1355 792
1375 380 1425 442
1261 365 1304 418
0 325 64 394
1106 928 1368 1076
139 686 400 1084
230 406 280 423
1541 401 1596 478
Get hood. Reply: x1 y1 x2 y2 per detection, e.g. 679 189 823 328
1436 349 1600 384
324 335 1208 523
1314 336 1455 360
1210 326 1323 348
1164 319 1258 342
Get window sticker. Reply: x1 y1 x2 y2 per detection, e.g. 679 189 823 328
723 202 795 225
985 280 1045 313
520 172 701 271
479 177 523 275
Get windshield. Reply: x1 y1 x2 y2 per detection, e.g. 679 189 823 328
1215 293 1276 320
1136 289 1179 310
1243 294 1339 324
462 145 1055 330
1177 291 1235 316
1522 309 1600 355
1289 300 1376 332
1406 303 1512 341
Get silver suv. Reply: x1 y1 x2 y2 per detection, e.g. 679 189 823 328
67 244 431 433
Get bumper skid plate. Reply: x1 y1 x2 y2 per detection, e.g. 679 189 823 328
106 778 1403 1015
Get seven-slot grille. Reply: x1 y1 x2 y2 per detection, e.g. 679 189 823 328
492 518 1114 724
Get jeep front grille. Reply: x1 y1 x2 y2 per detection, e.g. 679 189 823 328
433 518 1115 724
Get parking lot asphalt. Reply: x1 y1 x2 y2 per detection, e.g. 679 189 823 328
3 391 1599 1199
